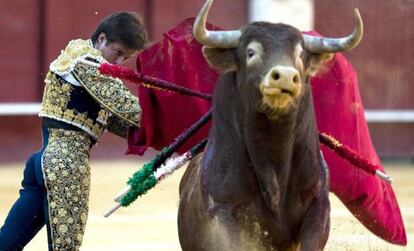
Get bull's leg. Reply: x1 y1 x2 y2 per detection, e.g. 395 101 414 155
297 155 330 251
297 190 330 251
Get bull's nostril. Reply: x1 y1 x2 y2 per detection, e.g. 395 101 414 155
293 75 299 84
272 72 280 81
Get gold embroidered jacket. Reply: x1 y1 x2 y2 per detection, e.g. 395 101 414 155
39 39 141 140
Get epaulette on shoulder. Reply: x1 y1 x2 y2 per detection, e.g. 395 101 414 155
50 39 103 75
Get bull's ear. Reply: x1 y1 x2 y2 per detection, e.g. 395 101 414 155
202 46 237 71
306 52 334 76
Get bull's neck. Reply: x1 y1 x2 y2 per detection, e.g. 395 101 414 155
244 108 297 170
203 73 319 206
241 88 320 215
245 88 317 167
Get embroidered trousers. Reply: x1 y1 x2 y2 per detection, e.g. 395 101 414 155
0 127 91 251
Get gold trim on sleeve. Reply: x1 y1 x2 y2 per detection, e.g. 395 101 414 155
73 62 141 127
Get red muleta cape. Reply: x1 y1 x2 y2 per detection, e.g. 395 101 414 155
127 18 406 245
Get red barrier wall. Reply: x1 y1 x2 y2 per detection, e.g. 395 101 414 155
0 0 247 162
0 0 412 161
314 0 414 158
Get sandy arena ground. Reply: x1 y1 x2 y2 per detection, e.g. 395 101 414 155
0 159 412 251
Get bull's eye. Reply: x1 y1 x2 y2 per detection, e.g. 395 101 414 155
247 49 255 59
246 41 263 66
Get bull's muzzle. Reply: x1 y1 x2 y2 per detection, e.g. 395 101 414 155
259 66 302 113
261 66 301 96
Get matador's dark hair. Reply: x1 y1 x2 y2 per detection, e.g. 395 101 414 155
91 11 149 51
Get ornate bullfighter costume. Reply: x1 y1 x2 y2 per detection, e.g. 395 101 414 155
0 39 140 250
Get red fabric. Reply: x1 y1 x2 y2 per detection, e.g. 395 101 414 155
127 18 406 245
310 50 406 245
127 18 215 155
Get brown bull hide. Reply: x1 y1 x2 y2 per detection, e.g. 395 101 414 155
178 27 330 251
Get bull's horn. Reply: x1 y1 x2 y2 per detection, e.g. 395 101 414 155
303 8 363 53
193 0 241 48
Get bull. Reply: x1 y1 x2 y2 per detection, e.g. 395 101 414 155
178 0 363 250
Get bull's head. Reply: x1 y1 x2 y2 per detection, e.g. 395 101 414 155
194 0 363 120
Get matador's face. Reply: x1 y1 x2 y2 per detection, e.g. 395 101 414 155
95 32 138 65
